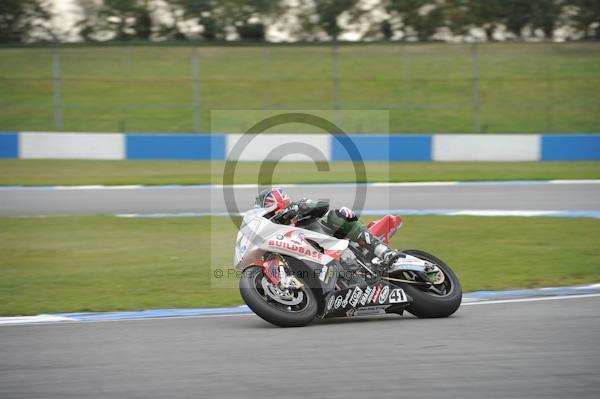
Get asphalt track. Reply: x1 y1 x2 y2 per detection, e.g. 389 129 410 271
1 181 599 216
1 296 599 399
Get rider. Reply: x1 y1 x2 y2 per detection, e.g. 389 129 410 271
255 188 403 269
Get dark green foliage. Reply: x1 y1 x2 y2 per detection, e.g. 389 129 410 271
0 0 50 43
313 0 359 39
3 0 600 43
570 0 600 40
172 0 277 41
385 0 445 41
100 0 154 40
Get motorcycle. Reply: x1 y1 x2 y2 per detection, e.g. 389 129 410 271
236 201 462 327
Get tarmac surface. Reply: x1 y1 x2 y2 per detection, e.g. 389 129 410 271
1 296 599 399
1 181 599 216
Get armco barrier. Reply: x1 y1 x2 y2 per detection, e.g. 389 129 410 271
226 134 330 161
0 132 18 158
541 135 600 161
20 132 125 160
126 134 225 160
0 132 599 161
331 135 431 161
433 134 540 161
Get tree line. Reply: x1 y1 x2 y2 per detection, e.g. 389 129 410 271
1 0 599 44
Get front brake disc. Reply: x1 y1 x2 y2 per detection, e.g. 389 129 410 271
261 277 304 306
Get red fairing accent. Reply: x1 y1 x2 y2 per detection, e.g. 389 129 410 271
262 259 281 285
324 249 342 261
367 215 403 244
243 260 281 285
242 261 265 271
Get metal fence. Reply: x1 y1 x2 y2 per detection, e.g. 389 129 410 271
1 42 599 133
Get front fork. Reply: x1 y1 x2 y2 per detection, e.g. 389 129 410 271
260 255 304 291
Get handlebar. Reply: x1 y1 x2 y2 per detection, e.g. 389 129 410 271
271 201 307 224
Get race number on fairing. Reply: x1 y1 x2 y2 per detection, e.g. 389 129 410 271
389 288 407 303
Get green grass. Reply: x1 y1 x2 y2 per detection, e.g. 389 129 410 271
1 42 599 133
1 215 598 316
1 160 599 186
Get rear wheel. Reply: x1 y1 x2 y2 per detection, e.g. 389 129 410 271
393 249 462 318
239 266 318 327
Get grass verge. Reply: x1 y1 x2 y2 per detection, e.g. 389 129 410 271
1 215 598 316
1 160 599 186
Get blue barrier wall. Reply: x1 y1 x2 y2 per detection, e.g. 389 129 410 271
0 132 18 158
541 135 600 161
126 134 225 160
331 135 432 161
3 132 600 161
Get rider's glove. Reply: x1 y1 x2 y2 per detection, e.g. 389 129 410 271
274 200 306 224
295 198 311 215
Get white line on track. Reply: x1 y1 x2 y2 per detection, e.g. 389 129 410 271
1 293 599 327
114 209 600 218
56 185 143 190
548 179 600 184
1 179 599 191
461 293 600 305
0 312 257 327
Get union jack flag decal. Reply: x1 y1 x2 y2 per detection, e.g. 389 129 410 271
338 207 355 218
263 189 290 209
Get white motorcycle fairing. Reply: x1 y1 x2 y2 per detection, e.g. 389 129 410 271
234 207 349 271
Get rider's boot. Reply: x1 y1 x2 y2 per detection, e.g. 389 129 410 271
356 231 404 272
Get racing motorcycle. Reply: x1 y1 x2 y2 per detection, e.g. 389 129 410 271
236 201 461 327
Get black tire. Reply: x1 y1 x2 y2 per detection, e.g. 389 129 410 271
239 266 318 327
396 249 462 318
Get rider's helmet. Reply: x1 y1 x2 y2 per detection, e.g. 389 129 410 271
336 207 357 220
255 188 290 212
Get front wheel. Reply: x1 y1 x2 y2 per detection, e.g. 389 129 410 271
393 249 462 318
239 266 318 327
